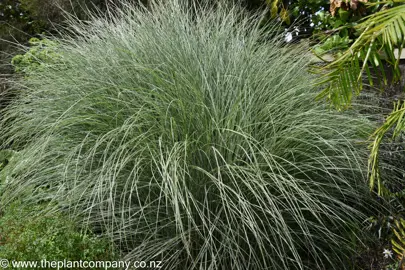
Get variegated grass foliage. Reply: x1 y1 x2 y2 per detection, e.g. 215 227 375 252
0 1 379 269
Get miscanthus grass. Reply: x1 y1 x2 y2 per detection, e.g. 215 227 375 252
0 1 378 269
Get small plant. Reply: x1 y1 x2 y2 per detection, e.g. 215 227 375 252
11 38 61 74
0 202 116 267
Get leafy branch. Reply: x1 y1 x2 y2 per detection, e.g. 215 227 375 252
315 2 405 109
313 1 405 195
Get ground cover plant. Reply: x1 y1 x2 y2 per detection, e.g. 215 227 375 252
0 202 116 268
0 1 387 269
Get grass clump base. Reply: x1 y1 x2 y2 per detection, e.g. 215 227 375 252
0 1 379 269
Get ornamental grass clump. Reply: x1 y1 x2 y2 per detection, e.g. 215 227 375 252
0 1 377 269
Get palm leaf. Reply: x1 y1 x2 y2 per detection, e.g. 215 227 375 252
369 101 405 195
315 2 405 109
314 2 405 194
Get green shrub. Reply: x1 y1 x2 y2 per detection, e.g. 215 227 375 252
11 38 61 74
0 1 381 269
0 202 116 266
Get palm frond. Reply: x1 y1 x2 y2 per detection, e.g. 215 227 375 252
314 3 405 195
369 100 405 195
315 3 405 109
